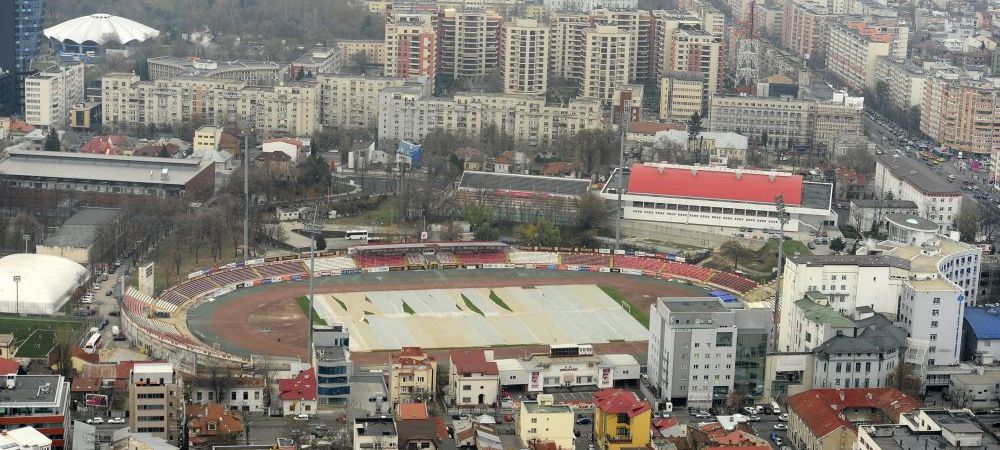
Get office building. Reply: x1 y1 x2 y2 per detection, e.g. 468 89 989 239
593 389 651 450
857 410 1000 450
69 102 101 131
873 154 963 231
5 0 46 114
438 8 502 80
384 10 439 84
493 344 639 392
147 57 282 86
847 198 919 234
23 63 85 129
449 349 499 408
787 388 917 450
500 18 549 95
826 22 894 92
809 313 907 389
389 347 437 407
0 427 51 450
920 76 1000 155
659 71 705 121
314 325 352 404
0 0 16 116
647 297 772 407
581 26 631 102
707 93 863 150
0 375 70 450
517 395 574 449
128 363 182 441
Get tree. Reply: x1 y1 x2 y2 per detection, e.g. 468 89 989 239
576 192 608 230
314 234 327 251
726 389 746 413
829 237 846 252
687 112 703 137
955 203 981 243
158 145 170 158
719 240 753 270
950 387 971 409
837 146 876 175
887 362 923 398
44 132 60 152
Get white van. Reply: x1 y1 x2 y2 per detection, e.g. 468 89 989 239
112 326 120 337
770 401 782 415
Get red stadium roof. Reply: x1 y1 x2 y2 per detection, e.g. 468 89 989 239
626 164 804 205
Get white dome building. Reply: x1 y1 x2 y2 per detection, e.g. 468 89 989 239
0 254 87 315
43 14 160 59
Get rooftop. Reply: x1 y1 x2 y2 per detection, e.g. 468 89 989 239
593 389 650 418
624 163 805 206
658 297 730 313
356 417 397 437
814 315 907 358
450 349 498 376
458 171 590 197
787 388 918 438
963 307 1000 340
0 149 212 187
875 154 960 195
523 401 573 414
0 375 66 406
398 403 429 421
886 214 938 232
787 254 911 270
794 295 855 328
278 368 317 401
41 207 121 249
850 199 918 209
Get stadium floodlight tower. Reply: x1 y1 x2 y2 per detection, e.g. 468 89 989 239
305 201 325 365
615 99 632 252
771 195 789 351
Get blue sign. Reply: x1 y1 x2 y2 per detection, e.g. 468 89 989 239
397 141 422 168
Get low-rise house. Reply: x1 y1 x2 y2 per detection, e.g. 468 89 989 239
185 403 244 446
354 417 398 450
449 349 499 409
517 394 574 449
277 368 317 417
786 388 918 450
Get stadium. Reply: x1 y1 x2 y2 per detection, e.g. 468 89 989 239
120 242 767 374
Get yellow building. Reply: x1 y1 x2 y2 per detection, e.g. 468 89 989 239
500 18 550 95
593 389 651 450
193 126 223 153
517 394 575 449
659 71 705 122
390 347 438 407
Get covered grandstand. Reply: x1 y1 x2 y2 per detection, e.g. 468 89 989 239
455 172 592 225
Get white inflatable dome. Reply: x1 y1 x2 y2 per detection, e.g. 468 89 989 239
44 13 160 45
0 254 87 315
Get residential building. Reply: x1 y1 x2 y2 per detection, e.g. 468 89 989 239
920 76 1000 155
548 12 590 80
517 395 574 449
337 40 386 68
353 418 398 450
601 163 835 233
318 74 425 130
0 427 52 450
184 403 244 446
100 73 320 139
780 0 833 65
647 297 772 407
24 63 84 129
580 26 631 102
591 9 655 83
652 11 703 78
707 93 863 151
810 313 907 389
128 363 182 441
659 71 705 122
544 0 639 11
0 375 70 450
873 154 963 230
449 349 499 408
493 344 639 392
396 403 439 450
848 198 919 234
377 87 604 147
592 389 651 450
278 368 317 416
499 18 549 95
384 10 438 84
192 126 223 153
786 388 917 450
870 58 927 111
669 28 723 96
314 325 351 404
193 378 266 413
858 410 1000 450
438 8 501 80
962 307 1000 363
289 45 341 80
390 347 437 407
826 22 893 92
147 57 282 86
680 0 726 35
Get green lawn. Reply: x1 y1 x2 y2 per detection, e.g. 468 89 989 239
402 301 415 315
461 294 484 315
488 290 512 311
599 286 649 328
0 316 87 358
332 296 348 311
296 296 328 326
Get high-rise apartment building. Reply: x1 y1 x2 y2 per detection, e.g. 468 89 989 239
318 74 427 129
670 28 724 96
23 63 85 129
128 363 182 441
826 21 893 92
652 11 703 77
438 8 502 80
548 12 590 80
591 9 655 83
781 0 833 66
581 25 631 102
500 18 550 95
384 10 439 84
870 57 927 111
920 76 1000 155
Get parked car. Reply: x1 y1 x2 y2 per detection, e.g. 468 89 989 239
773 424 787 430
576 418 592 425
775 438 784 446
503 414 514 423
694 411 712 419
87 417 104 425
778 414 789 422
108 417 125 424
294 414 310 421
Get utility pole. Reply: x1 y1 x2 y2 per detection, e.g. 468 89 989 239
615 99 632 252
12 276 20 316
771 195 789 352
243 133 250 262
306 199 323 365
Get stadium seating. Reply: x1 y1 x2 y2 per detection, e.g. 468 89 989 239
168 277 220 302
458 171 590 196
661 261 716 281
509 251 560 265
707 272 758 293
208 267 262 286
353 254 406 269
613 255 664 272
255 261 308 278
559 253 612 267
405 253 428 268
456 252 510 265
310 257 358 272
436 252 458 267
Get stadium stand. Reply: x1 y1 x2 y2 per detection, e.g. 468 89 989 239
509 251 560 265
405 253 428 269
209 266 262 286
436 252 458 268
165 277 220 304
456 252 510 265
309 256 358 272
457 171 591 196
559 252 612 267
707 272 758 293
661 261 716 281
612 255 664 272
354 254 406 269
255 261 308 278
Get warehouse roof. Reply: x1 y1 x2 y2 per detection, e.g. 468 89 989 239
0 150 211 186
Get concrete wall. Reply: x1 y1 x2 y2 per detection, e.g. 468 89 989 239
619 219 767 251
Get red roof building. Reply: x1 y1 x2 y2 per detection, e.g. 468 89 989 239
398 402 430 420
626 163 805 205
787 388 918 450
278 368 317 401
186 403 244 445
593 388 650 417
80 135 131 155
0 358 19 375
449 349 499 408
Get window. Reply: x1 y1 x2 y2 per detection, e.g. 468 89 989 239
716 332 733 347
463 385 471 391
932 309 939 316
931 321 938 328
930 334 937 341
231 392 237 401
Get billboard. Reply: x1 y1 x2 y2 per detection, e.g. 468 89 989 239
528 371 542 392
85 393 108 407
598 367 613 388
138 262 155 296
397 141 422 168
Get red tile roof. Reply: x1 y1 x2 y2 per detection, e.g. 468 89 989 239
434 417 448 440
0 358 19 376
393 347 434 365
627 163 804 205
787 388 918 439
628 122 685 135
278 368 317 401
9 120 35 133
450 349 498 375
71 377 101 393
186 403 244 444
593 388 650 418
399 402 429 420
80 135 130 155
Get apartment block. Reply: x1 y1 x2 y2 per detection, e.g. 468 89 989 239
870 57 927 110
101 73 320 138
593 389 651 450
384 10 438 84
318 74 425 129
581 25 631 102
517 395 574 449
438 8 502 80
290 45 342 79
659 71 705 121
920 76 1000 155
652 10 703 77
128 363 181 441
591 9 655 82
670 28 724 96
500 18 549 95
548 12 590 80
389 347 437 407
147 57 282 86
377 85 604 146
826 22 893 92
337 40 387 67
781 0 833 65
23 63 84 129
677 0 727 35
707 93 863 150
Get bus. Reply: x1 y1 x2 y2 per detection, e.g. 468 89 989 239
83 333 101 354
344 230 369 241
